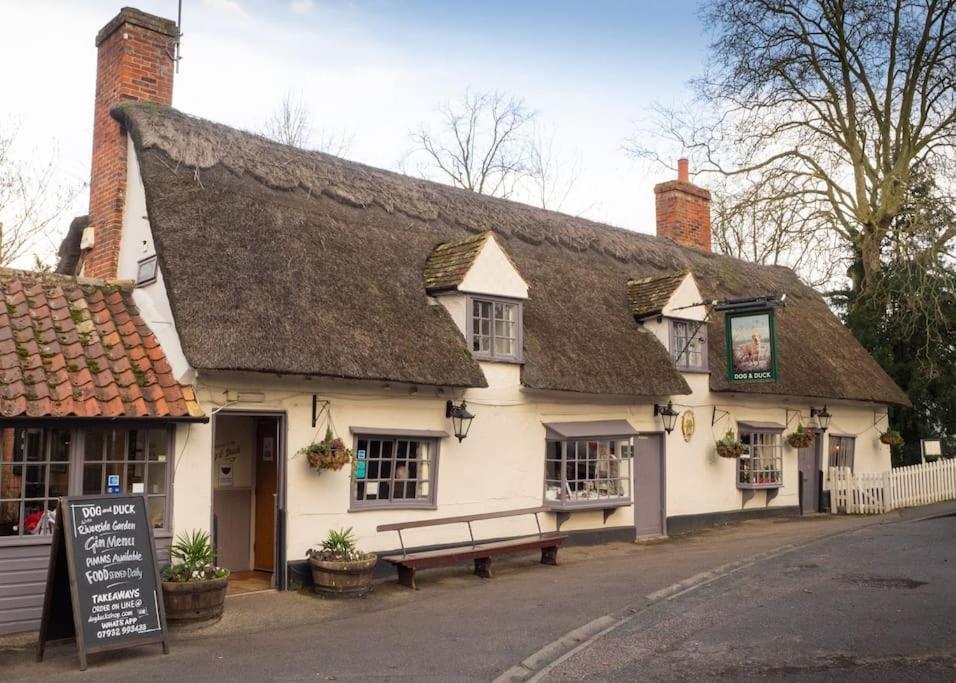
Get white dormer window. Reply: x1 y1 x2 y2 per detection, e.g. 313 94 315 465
669 318 707 371
467 296 522 362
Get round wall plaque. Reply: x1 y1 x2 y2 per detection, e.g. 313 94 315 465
681 410 696 442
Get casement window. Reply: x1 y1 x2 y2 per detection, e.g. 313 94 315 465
467 296 522 362
0 429 71 537
0 426 174 541
351 435 438 509
669 318 707 371
544 438 633 509
737 429 783 489
82 427 171 530
828 436 855 471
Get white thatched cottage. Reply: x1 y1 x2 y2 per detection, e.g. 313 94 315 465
0 7 908 633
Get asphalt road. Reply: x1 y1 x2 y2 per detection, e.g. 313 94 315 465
546 512 956 682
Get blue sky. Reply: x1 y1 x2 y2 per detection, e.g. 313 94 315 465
0 0 709 264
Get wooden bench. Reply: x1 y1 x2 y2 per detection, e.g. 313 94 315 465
376 507 567 590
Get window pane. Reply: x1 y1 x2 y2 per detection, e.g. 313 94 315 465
24 431 44 461
126 462 147 493
83 464 102 494
0 500 21 536
49 463 69 497
85 430 106 462
147 496 165 529
148 463 167 494
0 464 23 500
107 430 125 461
24 465 45 499
148 429 168 462
128 429 147 461
50 430 71 462
494 337 514 356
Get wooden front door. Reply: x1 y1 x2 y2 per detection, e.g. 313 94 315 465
254 419 277 572
798 433 822 514
634 434 665 538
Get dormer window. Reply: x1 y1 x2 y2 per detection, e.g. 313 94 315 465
669 319 707 371
468 296 522 362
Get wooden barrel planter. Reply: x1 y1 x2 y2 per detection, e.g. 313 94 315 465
162 574 230 622
309 555 377 597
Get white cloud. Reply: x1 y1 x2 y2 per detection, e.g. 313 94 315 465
290 0 315 16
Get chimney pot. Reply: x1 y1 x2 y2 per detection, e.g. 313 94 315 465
677 158 689 182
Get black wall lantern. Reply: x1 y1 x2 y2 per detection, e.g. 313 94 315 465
810 405 832 432
446 400 475 442
654 401 680 435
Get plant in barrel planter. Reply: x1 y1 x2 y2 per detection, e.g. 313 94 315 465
161 530 230 623
302 427 353 472
307 527 377 598
880 429 904 447
716 430 745 459
786 424 815 449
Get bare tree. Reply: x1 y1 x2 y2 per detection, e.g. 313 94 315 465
526 125 581 212
0 127 81 269
262 91 354 156
631 1 956 304
409 90 535 199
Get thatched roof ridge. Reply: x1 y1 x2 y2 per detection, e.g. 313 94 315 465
115 104 909 405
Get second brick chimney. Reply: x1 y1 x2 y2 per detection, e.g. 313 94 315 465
654 158 712 252
84 7 178 280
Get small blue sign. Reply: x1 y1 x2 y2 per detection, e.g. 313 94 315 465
355 449 367 479
107 474 120 494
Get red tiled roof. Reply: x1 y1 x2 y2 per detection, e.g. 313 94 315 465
0 269 204 420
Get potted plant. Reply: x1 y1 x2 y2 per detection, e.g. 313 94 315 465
161 530 230 623
880 429 904 446
716 430 745 459
301 426 353 472
786 424 814 449
307 527 377 597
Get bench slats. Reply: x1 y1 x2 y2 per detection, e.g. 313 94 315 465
381 534 568 571
376 506 548 532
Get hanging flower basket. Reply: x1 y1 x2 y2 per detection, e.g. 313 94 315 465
786 425 814 449
879 430 904 447
301 427 353 472
716 430 745 459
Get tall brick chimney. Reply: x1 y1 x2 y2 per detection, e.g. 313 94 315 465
84 8 178 279
654 158 712 252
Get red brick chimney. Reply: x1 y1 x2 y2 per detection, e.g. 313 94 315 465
84 8 178 280
654 158 712 252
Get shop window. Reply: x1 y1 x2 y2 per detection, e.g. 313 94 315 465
669 318 707 371
82 427 171 529
828 436 855 471
544 438 632 508
737 430 783 489
351 436 437 508
467 296 522 362
0 428 71 537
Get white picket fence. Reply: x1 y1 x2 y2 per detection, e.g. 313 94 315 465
827 458 956 515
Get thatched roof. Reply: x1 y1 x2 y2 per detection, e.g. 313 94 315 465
628 273 687 321
0 268 204 419
115 103 909 405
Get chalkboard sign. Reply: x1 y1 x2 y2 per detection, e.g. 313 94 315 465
37 495 169 670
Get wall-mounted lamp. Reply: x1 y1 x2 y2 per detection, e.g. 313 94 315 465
810 406 832 432
446 400 475 442
654 401 680 435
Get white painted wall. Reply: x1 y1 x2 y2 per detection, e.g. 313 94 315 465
457 235 529 299
118 140 195 384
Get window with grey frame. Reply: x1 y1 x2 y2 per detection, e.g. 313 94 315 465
737 429 783 488
468 296 522 361
828 436 855 470
351 435 437 508
0 428 71 537
669 318 707 371
544 438 632 508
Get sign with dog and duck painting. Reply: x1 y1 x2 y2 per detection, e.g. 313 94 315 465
726 309 778 383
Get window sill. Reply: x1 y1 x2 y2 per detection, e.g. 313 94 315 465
543 499 631 512
0 534 54 547
348 502 438 513
474 355 524 365
737 482 782 490
678 368 710 375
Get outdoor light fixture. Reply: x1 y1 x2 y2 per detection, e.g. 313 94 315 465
654 401 680 435
446 400 475 442
810 406 832 432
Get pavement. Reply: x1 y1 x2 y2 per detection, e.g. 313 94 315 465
1 503 953 681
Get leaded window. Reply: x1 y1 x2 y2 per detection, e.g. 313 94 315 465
737 430 783 489
82 427 170 529
669 318 707 371
828 436 855 470
469 296 521 361
352 436 437 508
544 438 632 508
0 428 70 537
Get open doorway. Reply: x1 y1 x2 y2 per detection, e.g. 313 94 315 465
212 413 284 594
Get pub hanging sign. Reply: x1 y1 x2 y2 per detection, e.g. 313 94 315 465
726 308 778 383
